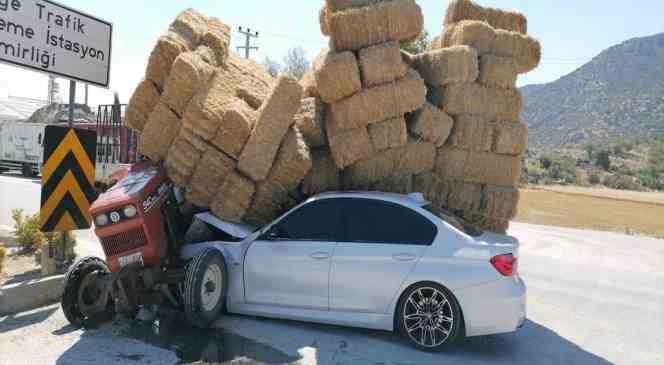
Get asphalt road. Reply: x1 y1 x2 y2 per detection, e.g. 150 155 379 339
1 173 663 364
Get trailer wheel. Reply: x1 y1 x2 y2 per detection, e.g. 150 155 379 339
21 164 34 178
183 249 227 328
61 257 113 326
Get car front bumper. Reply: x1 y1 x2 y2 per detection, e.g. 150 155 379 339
455 276 527 337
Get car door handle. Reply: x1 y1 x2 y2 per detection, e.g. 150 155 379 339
310 252 331 260
393 253 416 262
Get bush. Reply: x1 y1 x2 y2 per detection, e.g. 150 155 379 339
539 155 553 170
0 244 6 273
546 156 577 184
637 168 664 190
589 173 601 185
595 150 611 171
12 209 45 252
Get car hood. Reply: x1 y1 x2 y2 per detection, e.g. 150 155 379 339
195 212 255 239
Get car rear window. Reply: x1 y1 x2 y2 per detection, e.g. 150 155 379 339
423 205 483 237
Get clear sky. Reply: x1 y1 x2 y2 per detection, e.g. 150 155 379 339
1 0 663 108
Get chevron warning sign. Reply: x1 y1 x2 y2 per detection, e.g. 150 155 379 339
40 126 98 232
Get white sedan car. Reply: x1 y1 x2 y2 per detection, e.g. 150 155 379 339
181 192 526 351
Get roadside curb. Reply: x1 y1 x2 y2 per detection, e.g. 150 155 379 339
0 275 64 316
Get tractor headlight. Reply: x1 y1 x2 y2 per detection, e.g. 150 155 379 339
123 204 138 218
95 214 109 227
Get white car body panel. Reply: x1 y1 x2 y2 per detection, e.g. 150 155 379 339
181 192 526 337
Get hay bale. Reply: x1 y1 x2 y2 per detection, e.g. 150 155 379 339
313 48 361 103
446 179 483 216
125 79 160 132
211 99 257 159
407 103 454 147
210 171 255 223
301 148 340 196
300 70 320 98
267 128 313 192
162 47 216 116
482 185 519 220
244 182 290 226
327 0 423 51
186 147 235 208
139 102 181 163
444 0 527 34
447 20 541 74
330 69 426 130
435 147 468 181
429 36 442 50
345 140 435 186
413 172 449 208
202 17 231 65
433 82 495 118
464 151 521 187
145 31 191 89
164 132 205 187
327 120 374 169
493 120 528 156
478 55 518 89
294 98 327 148
368 117 408 151
494 87 523 121
448 114 494 152
325 0 375 11
237 76 303 182
169 8 208 45
466 213 509 233
359 41 407 87
407 46 479 87
371 175 413 194
320 6 330 35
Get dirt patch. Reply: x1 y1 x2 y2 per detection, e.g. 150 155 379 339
0 250 40 286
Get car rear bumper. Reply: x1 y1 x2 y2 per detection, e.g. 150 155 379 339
455 276 527 337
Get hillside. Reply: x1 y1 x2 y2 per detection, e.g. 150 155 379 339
522 33 664 147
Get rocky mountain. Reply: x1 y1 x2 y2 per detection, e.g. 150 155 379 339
522 32 664 147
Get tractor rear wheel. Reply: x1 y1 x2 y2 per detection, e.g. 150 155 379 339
183 249 227 328
61 257 113 326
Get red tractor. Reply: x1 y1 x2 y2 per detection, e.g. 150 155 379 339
61 162 227 328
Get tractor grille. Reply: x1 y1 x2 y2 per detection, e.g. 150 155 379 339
101 228 147 256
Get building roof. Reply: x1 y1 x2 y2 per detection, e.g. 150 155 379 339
0 96 48 122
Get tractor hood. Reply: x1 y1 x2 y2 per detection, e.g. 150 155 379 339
195 212 255 239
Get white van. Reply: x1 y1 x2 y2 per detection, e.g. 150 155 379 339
0 121 47 177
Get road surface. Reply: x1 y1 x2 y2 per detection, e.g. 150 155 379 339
1 173 663 364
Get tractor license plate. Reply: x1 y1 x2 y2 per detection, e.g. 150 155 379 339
119 253 144 268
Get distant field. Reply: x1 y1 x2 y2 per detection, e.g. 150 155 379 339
516 186 664 237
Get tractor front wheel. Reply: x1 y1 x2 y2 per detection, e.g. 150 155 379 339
61 257 113 326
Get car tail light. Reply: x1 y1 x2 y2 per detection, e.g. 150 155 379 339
490 254 518 276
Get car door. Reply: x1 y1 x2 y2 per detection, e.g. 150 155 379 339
244 198 344 310
330 198 437 314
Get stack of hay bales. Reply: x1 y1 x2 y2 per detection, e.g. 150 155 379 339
124 0 540 233
125 9 312 225
403 0 539 232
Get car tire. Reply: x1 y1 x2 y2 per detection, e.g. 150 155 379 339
183 248 227 329
396 282 462 351
61 257 113 327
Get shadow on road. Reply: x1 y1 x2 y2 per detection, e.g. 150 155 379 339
0 306 58 334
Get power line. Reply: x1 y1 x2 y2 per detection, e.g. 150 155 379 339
237 26 259 59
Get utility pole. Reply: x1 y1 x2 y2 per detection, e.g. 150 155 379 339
84 84 89 107
237 26 259 59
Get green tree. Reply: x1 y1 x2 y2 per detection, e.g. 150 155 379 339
595 150 611 171
584 143 596 161
650 138 664 173
400 30 431 54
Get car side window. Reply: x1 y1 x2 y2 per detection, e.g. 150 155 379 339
272 199 344 241
341 198 436 246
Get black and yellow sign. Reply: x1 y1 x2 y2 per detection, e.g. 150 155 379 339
40 126 97 232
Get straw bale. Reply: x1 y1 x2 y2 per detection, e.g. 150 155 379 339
327 120 374 169
300 70 320 98
478 55 518 89
267 128 313 192
493 120 528 156
139 102 181 163
210 171 255 223
162 48 216 116
464 151 521 187
413 172 448 207
434 82 496 118
294 98 327 148
325 0 377 11
301 148 340 196
435 147 468 180
327 0 423 51
444 0 527 34
202 17 231 65
145 31 191 89
244 182 290 226
186 147 235 208
368 117 408 151
164 134 204 187
181 98 218 142
466 213 509 233
446 179 483 215
408 46 479 87
330 69 425 130
169 9 208 45
429 36 442 50
237 76 303 182
359 41 407 87
125 79 160 132
211 99 256 159
448 114 494 152
494 87 523 122
313 48 361 104
344 140 435 186
482 185 519 220
407 103 454 147
447 20 496 56
320 6 330 35
371 175 413 194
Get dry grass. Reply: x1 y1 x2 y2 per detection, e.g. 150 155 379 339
516 187 664 237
